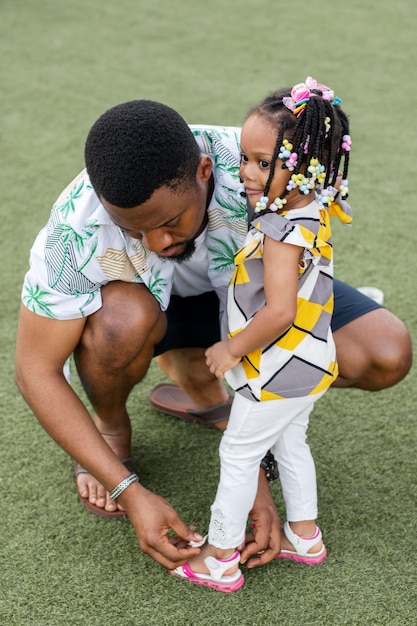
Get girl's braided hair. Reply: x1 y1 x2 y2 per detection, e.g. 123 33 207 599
247 81 351 206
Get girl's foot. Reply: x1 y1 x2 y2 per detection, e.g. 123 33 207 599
187 543 239 577
170 542 244 593
277 521 327 565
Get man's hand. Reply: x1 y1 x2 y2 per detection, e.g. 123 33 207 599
240 471 281 568
121 484 204 569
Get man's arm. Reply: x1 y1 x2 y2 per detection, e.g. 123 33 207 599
15 304 202 568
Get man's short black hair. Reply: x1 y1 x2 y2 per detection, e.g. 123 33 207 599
84 100 202 208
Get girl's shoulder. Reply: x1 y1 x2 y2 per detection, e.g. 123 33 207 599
250 199 326 248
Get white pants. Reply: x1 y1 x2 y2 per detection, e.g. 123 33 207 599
208 391 325 549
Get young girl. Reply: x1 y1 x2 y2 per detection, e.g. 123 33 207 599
171 77 352 592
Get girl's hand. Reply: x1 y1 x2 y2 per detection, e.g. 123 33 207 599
205 341 241 379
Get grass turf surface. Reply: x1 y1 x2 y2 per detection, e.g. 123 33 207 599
1 0 417 624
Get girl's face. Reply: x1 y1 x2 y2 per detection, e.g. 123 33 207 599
239 113 311 210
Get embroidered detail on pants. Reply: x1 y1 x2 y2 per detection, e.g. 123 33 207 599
209 507 229 547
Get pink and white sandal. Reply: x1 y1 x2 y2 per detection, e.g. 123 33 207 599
277 521 327 565
170 551 244 593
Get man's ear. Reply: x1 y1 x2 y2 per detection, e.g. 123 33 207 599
197 155 213 183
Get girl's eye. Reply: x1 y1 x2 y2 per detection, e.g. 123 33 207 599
240 153 248 163
259 160 270 169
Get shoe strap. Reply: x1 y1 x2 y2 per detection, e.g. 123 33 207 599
283 521 322 557
187 397 233 424
188 535 207 548
75 457 135 476
204 551 240 582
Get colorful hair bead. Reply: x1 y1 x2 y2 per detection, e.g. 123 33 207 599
278 139 294 161
339 179 349 198
318 186 336 207
269 197 287 212
278 145 291 160
286 152 298 171
291 173 314 195
278 139 298 171
255 195 269 213
307 158 325 184
286 179 297 192
341 135 352 151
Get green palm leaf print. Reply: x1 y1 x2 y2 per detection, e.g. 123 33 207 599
22 283 57 318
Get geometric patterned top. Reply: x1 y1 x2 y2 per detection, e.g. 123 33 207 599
224 200 339 401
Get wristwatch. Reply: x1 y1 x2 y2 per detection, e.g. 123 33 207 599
260 451 279 482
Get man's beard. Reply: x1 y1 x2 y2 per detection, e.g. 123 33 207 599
158 239 196 263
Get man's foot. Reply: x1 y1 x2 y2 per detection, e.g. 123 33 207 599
75 419 133 519
75 457 135 519
148 384 232 431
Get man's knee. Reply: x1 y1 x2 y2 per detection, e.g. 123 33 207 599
334 308 412 390
79 282 166 369
377 315 412 384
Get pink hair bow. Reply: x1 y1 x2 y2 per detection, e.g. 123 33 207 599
283 81 311 117
283 76 341 117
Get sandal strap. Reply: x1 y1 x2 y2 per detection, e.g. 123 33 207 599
187 398 233 424
189 535 207 548
283 521 322 557
75 457 135 475
204 551 240 582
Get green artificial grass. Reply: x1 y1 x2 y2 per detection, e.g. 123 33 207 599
1 0 417 624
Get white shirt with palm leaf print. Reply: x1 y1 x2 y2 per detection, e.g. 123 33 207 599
21 125 248 320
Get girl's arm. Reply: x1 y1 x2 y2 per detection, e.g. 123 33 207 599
206 236 303 377
229 236 302 357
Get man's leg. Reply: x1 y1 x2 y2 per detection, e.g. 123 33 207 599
156 347 229 407
74 281 167 512
330 278 412 390
332 307 412 390
152 291 230 429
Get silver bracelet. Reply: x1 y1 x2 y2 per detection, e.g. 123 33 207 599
109 473 139 501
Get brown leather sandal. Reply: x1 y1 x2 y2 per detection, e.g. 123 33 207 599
148 383 233 427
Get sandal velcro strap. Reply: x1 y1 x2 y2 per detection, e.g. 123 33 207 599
283 521 323 556
204 551 241 582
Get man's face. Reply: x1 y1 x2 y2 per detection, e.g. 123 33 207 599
102 157 212 261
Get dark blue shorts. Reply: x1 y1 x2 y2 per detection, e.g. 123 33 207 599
331 278 382 331
154 278 382 356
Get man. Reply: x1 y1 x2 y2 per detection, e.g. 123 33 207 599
15 100 412 570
